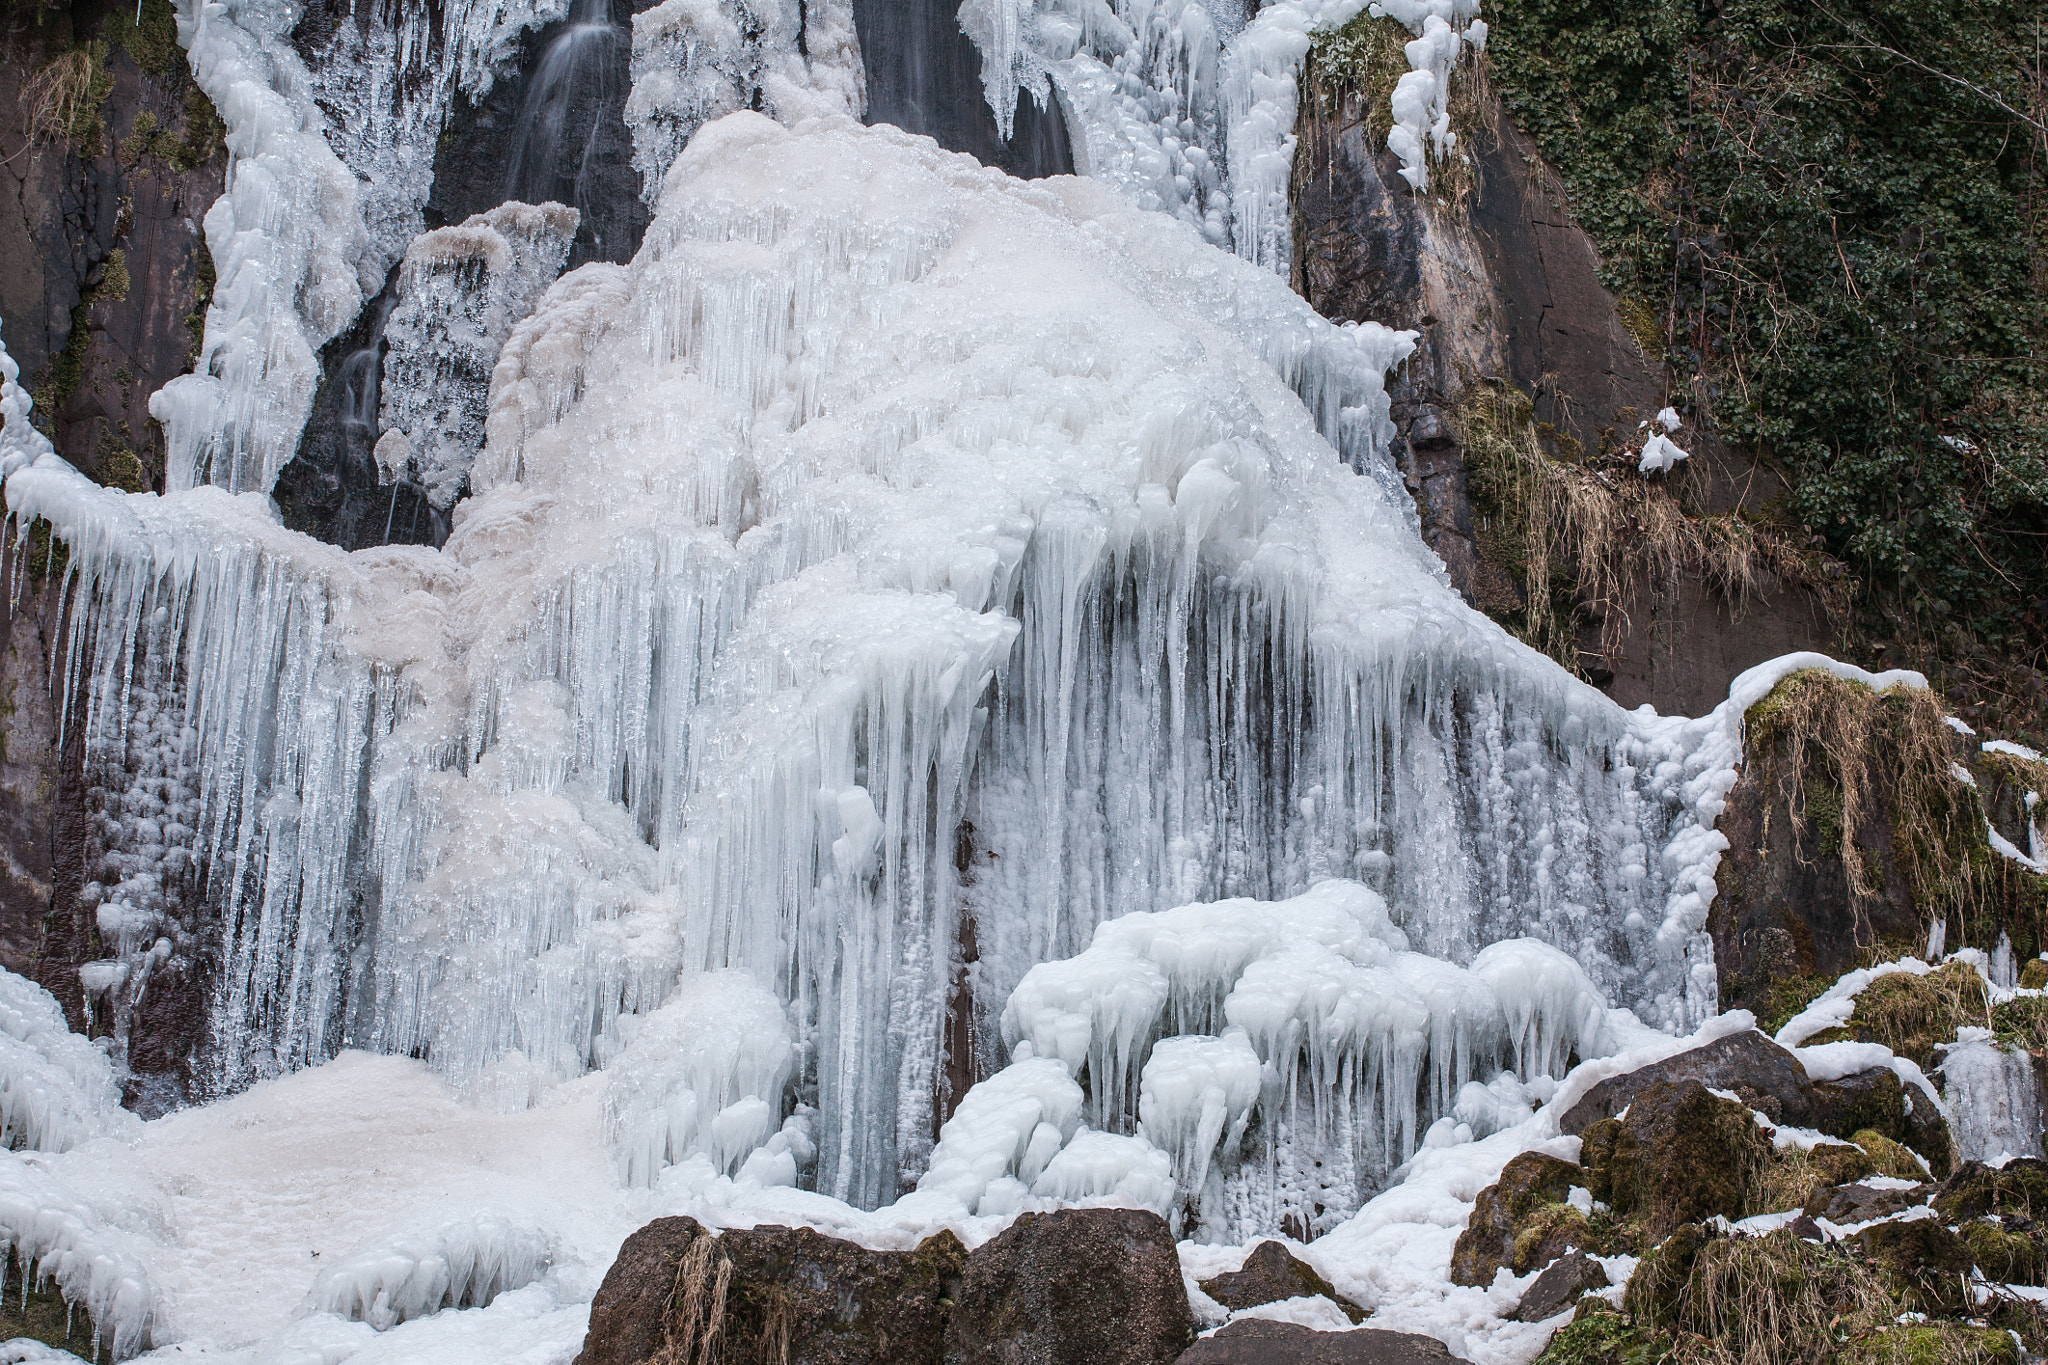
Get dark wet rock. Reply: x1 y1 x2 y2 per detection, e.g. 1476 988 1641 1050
851 0 1074 180
1556 1030 1816 1133
1450 1152 1590 1287
946 1208 1193 1365
1854 1217 1974 1314
1932 1158 2048 1223
1788 1213 1825 1241
1811 1067 1910 1142
1599 1080 1769 1242
1200 1241 1367 1324
1511 1250 1610 1323
1804 1180 1928 1225
577 1215 968 1365
1173 1319 1458 1365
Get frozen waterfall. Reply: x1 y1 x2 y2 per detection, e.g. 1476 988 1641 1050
5 101 1727 1222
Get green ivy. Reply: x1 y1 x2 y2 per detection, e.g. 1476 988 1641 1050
1488 0 2047 700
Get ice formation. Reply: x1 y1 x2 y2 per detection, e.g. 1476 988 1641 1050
625 0 866 198
600 970 801 1186
992 880 1612 1236
0 1148 160 1359
0 971 137 1156
1941 1030 2043 1165
306 1213 555 1330
8 99 1752 1230
375 202 581 509
943 0 1487 270
153 0 574 494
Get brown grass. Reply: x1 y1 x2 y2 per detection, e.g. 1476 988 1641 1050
21 49 95 145
1746 670 2004 951
1452 383 1834 673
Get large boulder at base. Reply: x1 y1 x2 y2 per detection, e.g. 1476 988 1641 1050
576 1216 968 1365
1199 1242 1367 1324
1595 1080 1768 1242
1172 1320 1458 1364
1557 1030 1816 1133
946 1208 1194 1365
1510 1250 1610 1323
1449 1152 1590 1287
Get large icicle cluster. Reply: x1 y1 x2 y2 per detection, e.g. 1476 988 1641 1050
5 112 1723 1214
153 0 574 494
943 0 1487 272
988 880 1610 1237
376 202 581 510
625 0 866 198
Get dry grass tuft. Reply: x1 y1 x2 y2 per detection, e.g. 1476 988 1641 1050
652 1234 734 1365
1452 383 1834 673
21 49 95 145
1746 670 2009 951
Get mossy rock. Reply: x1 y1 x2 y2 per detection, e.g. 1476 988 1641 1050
1619 1222 1718 1324
1960 1218 2046 1286
1854 1129 1932 1182
1578 1118 1621 1205
1854 1218 1975 1314
1528 1299 1672 1365
1812 1068 1910 1144
2021 960 2048 991
1835 964 1989 1070
1450 1151 1593 1286
1604 1081 1770 1241
1991 994 2048 1052
1934 1158 2048 1223
1834 1323 2021 1364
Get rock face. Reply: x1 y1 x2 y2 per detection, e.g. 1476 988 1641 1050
577 1215 968 1365
0 1 226 1110
1448 1151 1589 1287
1589 1080 1769 1243
850 0 1074 180
1287 61 1831 713
1556 1030 1818 1133
947 1209 1194 1365
1199 1241 1366 1324
1173 1320 1458 1365
1511 1250 1610 1324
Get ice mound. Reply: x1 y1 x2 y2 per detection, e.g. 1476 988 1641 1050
0 1151 160 1360
305 1212 555 1330
376 202 581 510
0 970 135 1156
601 970 801 1186
989 880 1615 1237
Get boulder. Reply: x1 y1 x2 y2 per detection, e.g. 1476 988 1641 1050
1853 1217 1974 1314
1172 1319 1458 1364
1510 1250 1610 1323
1448 1152 1589 1287
946 1208 1194 1365
1598 1080 1769 1242
576 1216 967 1365
1199 1242 1367 1324
1804 1180 1928 1225
1557 1031 1816 1133
1810 1067 1909 1141
1933 1157 2048 1222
